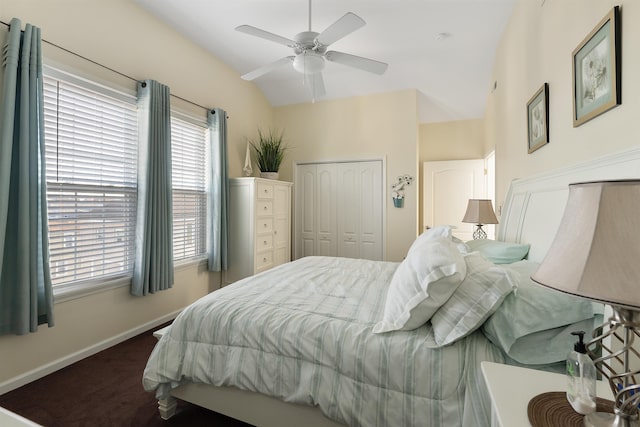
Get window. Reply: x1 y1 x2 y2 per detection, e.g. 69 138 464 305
171 114 208 261
43 72 138 287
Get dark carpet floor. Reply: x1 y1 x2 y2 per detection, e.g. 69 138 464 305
0 323 253 427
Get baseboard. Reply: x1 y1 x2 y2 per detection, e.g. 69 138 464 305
0 310 181 395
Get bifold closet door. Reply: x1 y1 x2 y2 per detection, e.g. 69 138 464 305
294 163 337 258
336 161 382 260
294 160 382 261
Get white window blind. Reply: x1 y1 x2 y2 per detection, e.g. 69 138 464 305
171 115 207 261
43 75 138 286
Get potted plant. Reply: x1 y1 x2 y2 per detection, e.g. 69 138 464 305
250 128 288 180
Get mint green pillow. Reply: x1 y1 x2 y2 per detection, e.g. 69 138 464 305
465 239 530 264
482 260 602 364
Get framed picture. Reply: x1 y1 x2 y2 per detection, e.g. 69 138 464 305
572 6 621 127
527 83 549 154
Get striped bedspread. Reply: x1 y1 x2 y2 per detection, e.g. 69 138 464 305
143 256 505 427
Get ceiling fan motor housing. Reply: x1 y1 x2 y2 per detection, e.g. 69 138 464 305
293 32 326 74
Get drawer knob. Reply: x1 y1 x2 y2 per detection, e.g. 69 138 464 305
264 224 267 227
264 189 268 193
264 240 267 245
263 206 267 210
274 231 277 235
263 257 267 262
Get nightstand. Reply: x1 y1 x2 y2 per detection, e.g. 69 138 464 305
481 361 611 427
0 407 42 426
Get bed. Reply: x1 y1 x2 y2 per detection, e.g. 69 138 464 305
142 146 640 427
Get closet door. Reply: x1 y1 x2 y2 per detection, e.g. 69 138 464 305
336 161 383 260
358 162 383 260
295 160 383 261
316 163 337 256
295 164 316 258
336 163 360 258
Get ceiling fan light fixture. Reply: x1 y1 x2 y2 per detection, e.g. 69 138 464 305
293 51 325 75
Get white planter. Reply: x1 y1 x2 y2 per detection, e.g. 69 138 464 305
260 172 279 180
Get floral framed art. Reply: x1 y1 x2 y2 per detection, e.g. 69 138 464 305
527 83 549 154
572 6 621 127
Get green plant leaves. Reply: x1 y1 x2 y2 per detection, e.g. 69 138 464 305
250 128 288 172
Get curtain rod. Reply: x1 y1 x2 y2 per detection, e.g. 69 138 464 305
0 19 221 115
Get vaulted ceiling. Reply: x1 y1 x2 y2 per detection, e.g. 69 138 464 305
135 0 516 123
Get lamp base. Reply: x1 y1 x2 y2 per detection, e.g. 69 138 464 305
472 224 487 239
587 307 640 427
585 412 640 427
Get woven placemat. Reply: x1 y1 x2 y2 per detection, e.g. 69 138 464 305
527 391 615 427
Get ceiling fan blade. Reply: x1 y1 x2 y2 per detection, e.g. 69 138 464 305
235 25 297 48
325 51 388 75
315 12 365 46
308 72 326 99
241 56 294 81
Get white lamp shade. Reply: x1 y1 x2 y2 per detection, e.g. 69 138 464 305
293 52 325 74
531 180 640 310
462 199 498 225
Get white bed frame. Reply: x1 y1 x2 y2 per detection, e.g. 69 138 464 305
155 146 640 426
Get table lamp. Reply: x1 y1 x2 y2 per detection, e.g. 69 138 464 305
531 180 640 427
462 199 498 239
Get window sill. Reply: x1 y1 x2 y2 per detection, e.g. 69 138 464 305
53 257 210 304
53 275 131 304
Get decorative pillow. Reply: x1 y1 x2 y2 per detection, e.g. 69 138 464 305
482 260 602 364
430 252 515 346
373 236 466 333
465 239 530 264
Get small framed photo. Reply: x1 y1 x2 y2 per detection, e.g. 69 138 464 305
572 6 621 127
527 83 549 154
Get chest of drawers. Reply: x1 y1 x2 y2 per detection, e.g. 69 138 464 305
225 178 292 284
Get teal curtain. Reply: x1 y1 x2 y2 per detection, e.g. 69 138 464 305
0 18 54 334
132 80 174 296
207 108 229 272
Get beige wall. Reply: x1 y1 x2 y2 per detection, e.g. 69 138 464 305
486 0 640 214
419 119 485 163
274 90 420 261
418 119 486 231
0 0 273 390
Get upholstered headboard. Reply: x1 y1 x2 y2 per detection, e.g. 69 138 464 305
497 146 640 262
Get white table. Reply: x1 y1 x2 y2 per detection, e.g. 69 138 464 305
481 361 611 427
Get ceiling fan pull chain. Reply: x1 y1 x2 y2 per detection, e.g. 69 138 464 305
308 0 312 31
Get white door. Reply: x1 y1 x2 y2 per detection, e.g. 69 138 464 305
294 160 383 261
336 163 360 258
316 163 337 256
295 164 317 258
336 161 383 260
357 162 382 260
423 159 486 241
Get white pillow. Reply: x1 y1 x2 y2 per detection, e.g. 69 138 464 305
402 225 451 254
430 252 515 346
373 236 466 333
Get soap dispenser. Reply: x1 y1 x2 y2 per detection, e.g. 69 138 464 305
566 331 597 415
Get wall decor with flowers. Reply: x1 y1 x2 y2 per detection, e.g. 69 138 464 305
391 174 414 208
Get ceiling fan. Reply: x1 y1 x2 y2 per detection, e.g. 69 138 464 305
235 0 388 99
